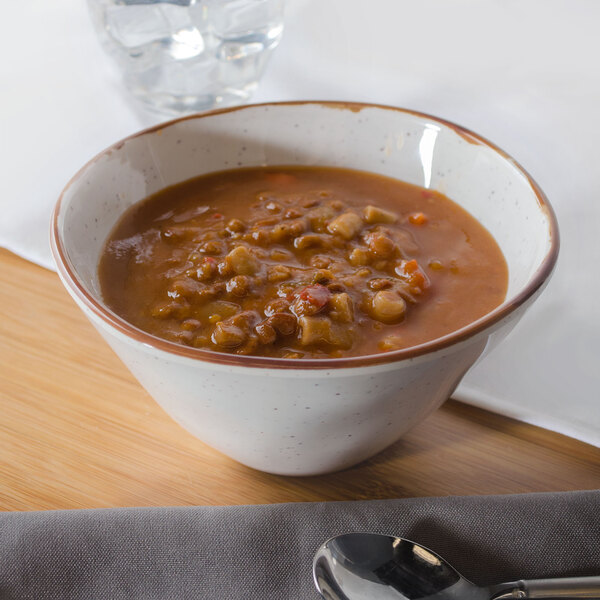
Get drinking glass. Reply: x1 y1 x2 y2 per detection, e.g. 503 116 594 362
88 0 285 115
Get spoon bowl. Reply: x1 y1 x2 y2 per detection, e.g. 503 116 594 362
313 533 600 600
313 534 486 600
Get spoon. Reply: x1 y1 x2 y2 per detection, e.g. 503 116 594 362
313 533 600 599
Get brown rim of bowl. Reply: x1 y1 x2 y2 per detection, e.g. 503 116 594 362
51 100 560 370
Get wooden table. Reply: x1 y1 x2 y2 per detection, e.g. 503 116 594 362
1 248 598 511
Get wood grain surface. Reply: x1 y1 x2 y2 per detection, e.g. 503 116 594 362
1 248 598 511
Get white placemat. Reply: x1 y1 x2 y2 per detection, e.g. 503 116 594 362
2 0 598 446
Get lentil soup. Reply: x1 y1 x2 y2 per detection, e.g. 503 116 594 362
99 166 508 358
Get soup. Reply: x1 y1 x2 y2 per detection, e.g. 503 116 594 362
99 166 508 358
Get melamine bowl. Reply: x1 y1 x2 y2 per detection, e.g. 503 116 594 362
51 101 558 475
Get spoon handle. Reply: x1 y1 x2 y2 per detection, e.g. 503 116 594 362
492 577 600 599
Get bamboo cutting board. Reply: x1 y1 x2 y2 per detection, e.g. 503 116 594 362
0 248 598 511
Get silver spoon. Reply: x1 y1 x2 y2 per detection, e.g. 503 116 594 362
313 533 600 599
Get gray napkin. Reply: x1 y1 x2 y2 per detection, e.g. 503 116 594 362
1 490 599 599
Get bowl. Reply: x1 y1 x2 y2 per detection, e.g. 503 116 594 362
51 101 559 476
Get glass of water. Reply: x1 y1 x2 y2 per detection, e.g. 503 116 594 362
88 0 285 115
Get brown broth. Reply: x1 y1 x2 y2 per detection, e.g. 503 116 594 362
99 166 508 358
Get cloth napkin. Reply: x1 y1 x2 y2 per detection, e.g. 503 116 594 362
2 0 600 447
1 491 599 599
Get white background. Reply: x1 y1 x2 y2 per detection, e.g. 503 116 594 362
1 0 598 445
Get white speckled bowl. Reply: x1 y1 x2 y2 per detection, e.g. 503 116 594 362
51 102 558 475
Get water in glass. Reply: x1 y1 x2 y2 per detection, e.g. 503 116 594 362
88 0 285 115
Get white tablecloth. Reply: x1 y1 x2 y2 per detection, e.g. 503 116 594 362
2 0 599 446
